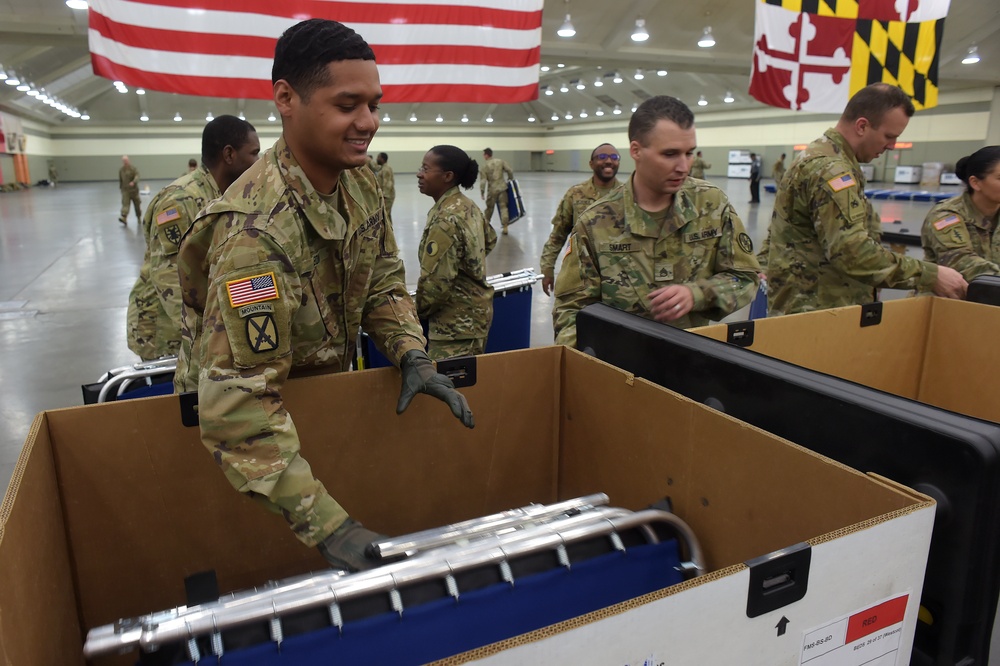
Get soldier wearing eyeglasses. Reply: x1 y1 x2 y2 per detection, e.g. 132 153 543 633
540 144 623 295
553 96 760 346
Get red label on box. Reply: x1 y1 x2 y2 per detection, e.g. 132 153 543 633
845 595 908 644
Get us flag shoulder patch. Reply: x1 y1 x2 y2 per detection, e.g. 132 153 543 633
827 173 856 192
156 207 181 225
933 214 961 231
226 272 279 308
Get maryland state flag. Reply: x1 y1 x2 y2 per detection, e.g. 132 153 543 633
750 0 949 112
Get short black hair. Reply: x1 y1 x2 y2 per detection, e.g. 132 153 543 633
430 145 479 190
956 146 1000 194
590 143 616 160
272 19 375 102
378 152 388 162
188 158 197 167
628 96 694 145
202 115 257 167
842 83 915 125
483 148 493 157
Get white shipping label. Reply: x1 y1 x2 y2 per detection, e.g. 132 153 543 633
800 593 910 666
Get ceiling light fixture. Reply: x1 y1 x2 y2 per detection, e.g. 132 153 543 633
267 112 276 122
634 68 644 80
27 84 39 97
409 112 417 122
631 102 639 112
657 69 668 77
723 91 735 103
698 26 715 48
559 82 569 93
557 1 576 38
612 72 623 84
66 0 88 8
613 105 622 115
579 109 588 118
16 80 30 92
541 65 550 72
136 88 145 95
461 114 469 123
698 95 708 106
436 113 443 123
139 113 149 122
238 111 246 120
382 113 390 122
5 70 20 86
486 114 494 123
595 107 605 116
173 111 182 121
551 112 560 121
575 80 586 90
631 17 649 42
594 76 603 87
80 110 90 120
528 114 537 122
564 111 573 120
962 45 980 64
206 111 214 121
557 63 565 68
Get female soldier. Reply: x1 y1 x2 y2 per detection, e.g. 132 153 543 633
415 145 498 360
922 146 1000 280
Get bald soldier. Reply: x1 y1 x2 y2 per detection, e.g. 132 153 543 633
127 115 260 361
540 144 623 295
767 83 966 315
174 19 474 572
553 96 759 347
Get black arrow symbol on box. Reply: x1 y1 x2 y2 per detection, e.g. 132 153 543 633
776 616 789 636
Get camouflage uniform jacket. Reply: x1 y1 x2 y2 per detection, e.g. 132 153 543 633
376 164 395 202
540 176 622 280
479 158 513 196
417 186 497 340
119 164 139 193
173 137 425 545
921 192 1000 281
126 165 220 360
552 176 760 347
767 129 937 315
690 157 710 179
772 158 786 183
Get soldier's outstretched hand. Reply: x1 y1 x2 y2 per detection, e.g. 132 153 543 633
396 349 475 428
932 265 967 300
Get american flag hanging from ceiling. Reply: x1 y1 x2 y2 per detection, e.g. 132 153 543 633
749 0 950 112
87 0 544 104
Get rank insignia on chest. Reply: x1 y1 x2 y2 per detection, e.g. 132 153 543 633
156 208 181 225
226 272 279 308
245 313 279 353
654 261 674 282
827 173 856 192
164 224 181 246
934 215 961 231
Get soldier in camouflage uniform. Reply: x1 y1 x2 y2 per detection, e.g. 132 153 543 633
540 143 623 295
479 147 514 235
118 155 141 225
921 146 1000 281
126 115 260 361
690 151 710 179
553 96 760 347
174 19 474 573
767 84 966 316
415 145 497 360
772 153 787 185
375 152 395 226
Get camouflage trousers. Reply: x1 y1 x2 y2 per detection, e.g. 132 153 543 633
120 190 141 223
427 337 487 361
484 190 509 227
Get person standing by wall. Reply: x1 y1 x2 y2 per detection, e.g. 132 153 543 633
540 144 623 295
772 153 786 185
376 152 395 226
749 152 762 203
118 155 141 225
415 145 497 360
921 146 1000 280
690 150 711 179
480 147 514 235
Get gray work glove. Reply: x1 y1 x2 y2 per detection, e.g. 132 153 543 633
396 349 475 429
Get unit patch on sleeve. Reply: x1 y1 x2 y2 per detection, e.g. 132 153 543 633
933 214 961 231
156 208 181 225
737 232 754 253
426 240 438 257
245 314 279 353
163 225 181 246
226 272 279 308
827 173 857 192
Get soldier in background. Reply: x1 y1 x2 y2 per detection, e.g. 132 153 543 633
376 152 395 226
540 143 623 295
553 96 759 347
921 145 1000 280
186 158 198 175
749 152 762 203
118 155 141 225
174 19 474 573
479 147 514 235
415 145 497 360
126 115 260 361
690 150 710 179
766 83 966 316
47 161 58 187
772 153 786 184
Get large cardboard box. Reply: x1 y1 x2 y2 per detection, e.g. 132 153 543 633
694 297 999 424
0 347 934 665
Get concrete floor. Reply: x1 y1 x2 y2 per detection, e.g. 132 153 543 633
0 170 950 494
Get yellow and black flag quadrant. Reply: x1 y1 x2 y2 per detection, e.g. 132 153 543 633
852 17 943 110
